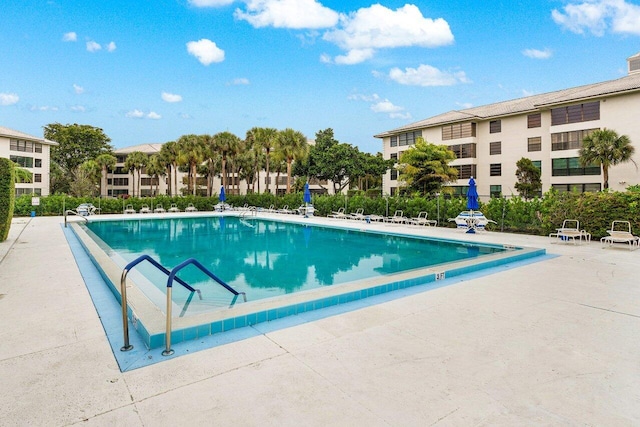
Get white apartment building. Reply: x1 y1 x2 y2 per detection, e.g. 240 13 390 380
376 52 640 198
0 126 56 196
108 141 341 197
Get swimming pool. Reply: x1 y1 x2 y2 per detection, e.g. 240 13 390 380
70 213 545 350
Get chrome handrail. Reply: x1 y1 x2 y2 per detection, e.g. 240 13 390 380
163 258 246 356
64 209 89 227
119 255 199 352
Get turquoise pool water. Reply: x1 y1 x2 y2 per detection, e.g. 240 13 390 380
85 216 508 314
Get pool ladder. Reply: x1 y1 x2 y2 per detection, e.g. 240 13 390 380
120 254 246 356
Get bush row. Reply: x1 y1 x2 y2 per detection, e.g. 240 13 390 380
0 158 15 241
14 190 640 240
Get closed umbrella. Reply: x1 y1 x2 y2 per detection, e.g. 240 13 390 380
466 177 479 233
219 186 226 202
303 183 312 217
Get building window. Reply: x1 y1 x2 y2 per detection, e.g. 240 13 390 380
34 158 42 168
489 120 501 133
453 164 476 180
551 183 601 193
551 101 600 126
390 187 397 196
489 141 501 155
527 113 541 128
449 143 476 159
141 177 159 186
34 173 42 183
112 178 129 186
116 155 127 163
448 186 468 197
532 160 542 172
390 131 421 147
552 158 600 176
490 185 502 197
442 122 476 141
551 129 597 151
10 139 34 152
527 137 542 152
34 143 42 153
390 136 397 147
390 153 398 180
490 163 502 176
10 155 33 168
111 189 128 196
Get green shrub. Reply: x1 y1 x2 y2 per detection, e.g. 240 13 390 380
0 158 15 241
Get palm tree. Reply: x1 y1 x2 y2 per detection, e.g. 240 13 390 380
11 162 32 184
247 127 278 193
146 154 166 196
95 153 116 197
276 128 308 193
201 134 221 197
579 128 635 189
159 141 180 196
176 134 205 196
124 151 148 197
212 131 242 192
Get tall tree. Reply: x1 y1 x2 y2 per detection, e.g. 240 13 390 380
514 157 542 199
579 128 635 189
44 123 113 175
124 151 148 197
276 128 308 194
146 154 166 196
246 127 278 193
177 134 205 196
212 131 242 191
95 153 117 197
201 135 221 197
397 138 458 195
159 141 180 196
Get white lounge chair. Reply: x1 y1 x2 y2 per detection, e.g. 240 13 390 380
409 211 437 226
139 204 151 214
550 219 591 244
168 203 180 213
277 205 294 214
328 207 347 219
386 210 406 224
450 211 494 232
350 208 365 220
154 204 166 213
185 203 198 212
123 204 136 214
601 220 638 250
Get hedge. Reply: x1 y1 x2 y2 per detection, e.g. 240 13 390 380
0 158 15 242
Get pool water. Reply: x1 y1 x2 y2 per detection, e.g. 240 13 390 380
85 217 507 314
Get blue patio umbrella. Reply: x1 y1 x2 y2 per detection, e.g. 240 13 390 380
219 186 226 202
303 183 311 204
466 177 479 211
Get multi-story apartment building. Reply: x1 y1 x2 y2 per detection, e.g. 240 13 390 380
0 126 56 196
376 52 640 198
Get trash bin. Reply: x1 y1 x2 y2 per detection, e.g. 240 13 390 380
30 211 36 217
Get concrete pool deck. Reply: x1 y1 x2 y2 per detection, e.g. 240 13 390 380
0 215 638 425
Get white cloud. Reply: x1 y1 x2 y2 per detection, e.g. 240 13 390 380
0 93 19 106
323 4 454 65
126 109 145 118
522 48 553 59
186 39 225 65
229 78 250 85
86 41 101 52
73 84 84 94
147 112 161 119
320 53 332 63
62 32 77 42
162 92 183 102
387 64 470 86
30 105 59 112
189 0 235 6
70 105 86 112
106 41 117 52
334 48 374 65
552 0 640 36
347 93 380 102
235 0 339 29
371 100 403 113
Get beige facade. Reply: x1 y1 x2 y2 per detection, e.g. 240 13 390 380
0 126 56 196
376 53 640 198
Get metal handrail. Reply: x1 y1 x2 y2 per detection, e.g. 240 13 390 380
119 255 200 352
163 258 246 356
64 209 89 227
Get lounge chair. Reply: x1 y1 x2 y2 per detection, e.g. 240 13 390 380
76 203 98 216
328 207 347 219
386 210 406 224
185 203 198 212
450 211 494 232
124 204 136 214
139 204 151 214
368 214 385 222
409 211 437 226
153 204 166 213
297 205 314 216
168 203 180 213
350 208 365 220
550 219 591 244
601 220 639 250
277 205 294 214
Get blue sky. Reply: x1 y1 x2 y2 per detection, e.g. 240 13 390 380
1 0 639 153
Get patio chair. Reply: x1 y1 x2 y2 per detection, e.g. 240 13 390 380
185 203 198 212
153 204 166 213
124 204 136 214
550 219 591 244
386 210 406 224
168 203 181 213
328 207 348 219
139 204 151 214
277 205 294 214
409 211 437 226
601 220 639 250
350 208 365 220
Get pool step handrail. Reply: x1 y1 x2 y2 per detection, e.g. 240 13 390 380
64 209 89 227
119 254 201 352
163 258 247 356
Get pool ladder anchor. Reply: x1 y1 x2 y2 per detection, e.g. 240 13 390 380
119 254 246 356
